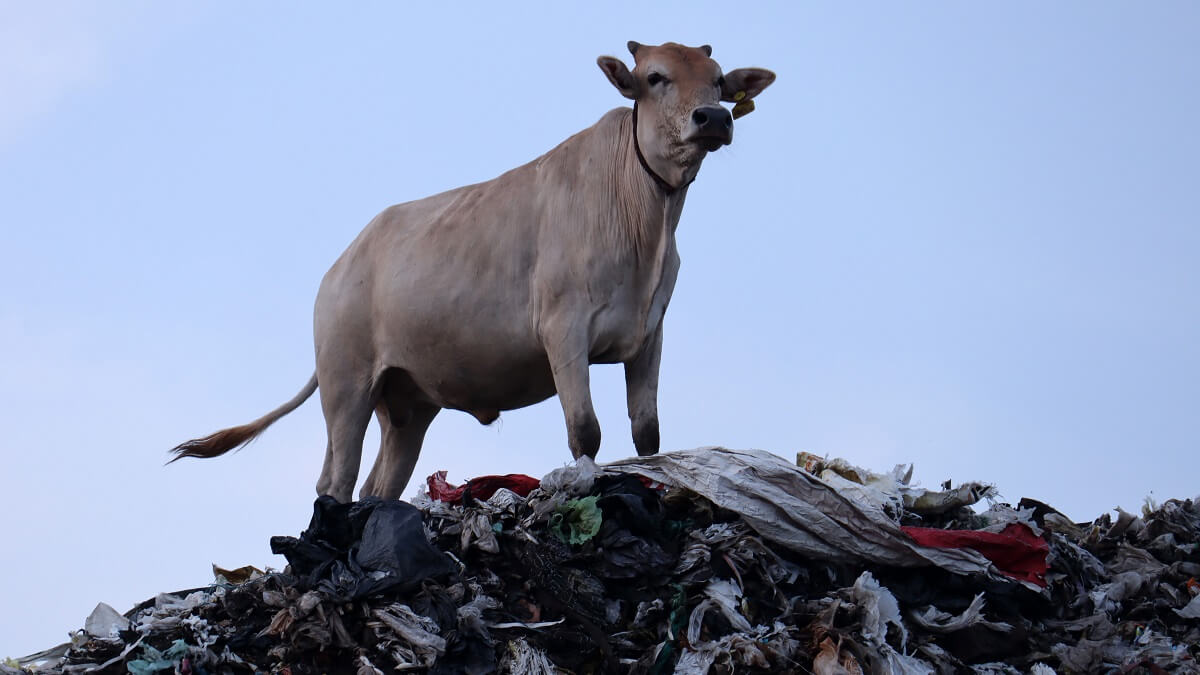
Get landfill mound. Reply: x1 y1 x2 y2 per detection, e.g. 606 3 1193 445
9 447 1200 674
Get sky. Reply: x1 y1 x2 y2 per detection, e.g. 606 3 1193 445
2 1 1198 658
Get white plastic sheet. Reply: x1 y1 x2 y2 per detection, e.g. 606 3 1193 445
603 448 1000 578
83 602 130 639
849 571 906 649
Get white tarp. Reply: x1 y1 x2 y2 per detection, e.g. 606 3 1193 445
602 447 1002 580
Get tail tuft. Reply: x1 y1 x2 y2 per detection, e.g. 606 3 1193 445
167 424 262 464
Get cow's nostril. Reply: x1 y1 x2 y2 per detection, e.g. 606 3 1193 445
693 106 732 135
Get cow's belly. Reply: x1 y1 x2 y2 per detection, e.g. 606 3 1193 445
411 350 557 415
376 303 557 417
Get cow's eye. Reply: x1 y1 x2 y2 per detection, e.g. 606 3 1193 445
647 72 667 86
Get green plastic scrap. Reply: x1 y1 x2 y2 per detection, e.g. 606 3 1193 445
126 639 189 674
548 496 603 545
649 584 689 675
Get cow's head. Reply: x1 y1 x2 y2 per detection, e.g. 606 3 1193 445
598 41 775 189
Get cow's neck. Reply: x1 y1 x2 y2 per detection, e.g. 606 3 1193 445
614 108 689 258
632 103 696 195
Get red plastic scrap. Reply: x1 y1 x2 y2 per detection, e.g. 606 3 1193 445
901 522 1050 587
637 475 669 491
426 470 540 502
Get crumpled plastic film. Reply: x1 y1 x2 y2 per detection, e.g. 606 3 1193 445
82 603 129 639
548 495 603 545
603 447 1002 578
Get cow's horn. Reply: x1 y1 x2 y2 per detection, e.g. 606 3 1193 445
627 41 642 57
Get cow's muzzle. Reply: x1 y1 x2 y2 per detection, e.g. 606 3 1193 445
687 105 733 151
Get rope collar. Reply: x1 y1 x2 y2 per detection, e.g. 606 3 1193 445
632 103 694 195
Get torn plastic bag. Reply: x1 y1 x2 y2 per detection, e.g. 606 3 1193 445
674 629 769 673
904 483 995 517
879 648 935 674
460 511 501 554
126 639 189 674
427 471 540 503
602 448 1005 581
797 452 994 517
1088 570 1147 615
972 503 1043 537
1176 594 1200 619
133 590 217 633
549 496 603 545
685 579 754 643
538 455 599 497
370 603 446 668
83 602 130 639
271 496 455 600
268 496 375 574
499 638 556 674
907 593 1013 634
847 571 907 650
813 463 910 517
900 523 1049 586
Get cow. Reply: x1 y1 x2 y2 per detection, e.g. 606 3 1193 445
170 41 775 502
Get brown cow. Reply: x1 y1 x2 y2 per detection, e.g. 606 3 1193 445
171 41 775 502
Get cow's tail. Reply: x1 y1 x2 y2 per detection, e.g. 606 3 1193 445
167 372 319 463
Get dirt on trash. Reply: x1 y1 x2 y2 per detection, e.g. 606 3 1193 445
8 447 1200 674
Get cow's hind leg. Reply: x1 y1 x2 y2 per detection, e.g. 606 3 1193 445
360 369 439 500
360 400 439 500
315 369 375 503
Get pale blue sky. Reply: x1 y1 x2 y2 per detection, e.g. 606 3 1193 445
2 1 1198 657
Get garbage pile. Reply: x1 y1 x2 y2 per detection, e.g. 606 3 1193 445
9 447 1200 674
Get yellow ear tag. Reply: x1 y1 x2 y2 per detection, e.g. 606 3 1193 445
732 98 755 119
733 90 746 101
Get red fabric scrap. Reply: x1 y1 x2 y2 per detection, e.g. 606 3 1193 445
637 475 668 491
426 471 541 502
901 522 1049 587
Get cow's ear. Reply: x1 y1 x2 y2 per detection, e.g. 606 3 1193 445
721 68 775 102
597 56 637 100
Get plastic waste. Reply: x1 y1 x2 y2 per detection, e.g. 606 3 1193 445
499 638 556 674
82 603 129 639
539 455 599 496
12 447 1200 673
603 447 1005 581
548 495 603 545
900 523 1049 586
427 471 540 502
125 640 188 675
270 496 456 600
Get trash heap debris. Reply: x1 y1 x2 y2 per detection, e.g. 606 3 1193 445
9 447 1200 673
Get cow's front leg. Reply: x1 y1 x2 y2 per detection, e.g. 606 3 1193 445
624 324 662 457
545 336 601 459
